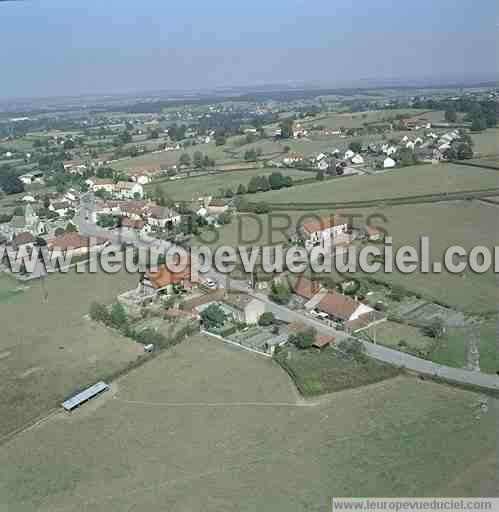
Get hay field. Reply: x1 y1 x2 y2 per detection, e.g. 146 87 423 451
470 128 499 157
204 200 497 314
0 267 143 439
147 167 312 201
112 143 232 171
248 163 499 205
0 336 495 510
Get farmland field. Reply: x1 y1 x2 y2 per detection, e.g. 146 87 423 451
470 128 499 157
282 130 412 157
0 336 495 510
203 200 498 316
248 163 499 205
147 167 312 201
430 319 497 375
275 345 400 395
297 109 443 131
112 142 233 171
0 267 143 440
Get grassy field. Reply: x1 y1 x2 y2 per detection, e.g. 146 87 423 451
297 109 442 131
112 142 233 171
203 199 498 316
147 167 312 201
275 345 400 395
0 267 143 440
470 128 499 157
351 201 499 315
430 319 497 374
0 336 495 510
248 163 499 205
369 321 433 356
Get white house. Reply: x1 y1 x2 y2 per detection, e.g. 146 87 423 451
198 293 266 325
93 180 144 200
145 206 181 228
93 179 115 195
196 206 208 217
383 157 396 168
115 181 144 200
298 216 348 249
133 175 151 185
317 159 329 171
19 174 34 185
49 201 72 217
351 154 364 165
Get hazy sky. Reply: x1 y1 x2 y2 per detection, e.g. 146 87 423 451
0 0 497 98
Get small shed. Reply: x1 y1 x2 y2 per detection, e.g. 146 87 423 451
61 381 109 411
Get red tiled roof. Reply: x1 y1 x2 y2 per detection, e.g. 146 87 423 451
301 215 346 234
313 333 333 349
121 217 145 229
12 232 35 247
145 259 191 289
293 277 320 300
48 233 108 251
366 225 382 236
288 321 334 348
318 291 360 321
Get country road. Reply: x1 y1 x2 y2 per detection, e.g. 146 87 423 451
79 220 499 393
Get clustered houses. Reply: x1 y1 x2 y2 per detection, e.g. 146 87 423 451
293 124 308 139
0 203 47 243
89 178 144 200
63 161 88 175
92 196 181 232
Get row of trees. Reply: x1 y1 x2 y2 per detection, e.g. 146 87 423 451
244 148 263 161
178 151 215 169
216 172 293 199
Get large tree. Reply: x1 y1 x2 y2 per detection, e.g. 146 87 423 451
178 152 191 168
279 118 294 139
200 304 225 329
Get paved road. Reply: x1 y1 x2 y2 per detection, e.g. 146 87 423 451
78 221 499 392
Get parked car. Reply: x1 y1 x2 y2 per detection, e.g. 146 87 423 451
205 279 217 289
309 309 328 320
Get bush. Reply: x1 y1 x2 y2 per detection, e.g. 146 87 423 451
109 302 128 329
200 303 226 329
289 328 316 350
421 320 446 339
269 282 292 305
337 339 367 363
219 325 237 337
390 285 406 302
258 312 276 326
89 302 110 324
